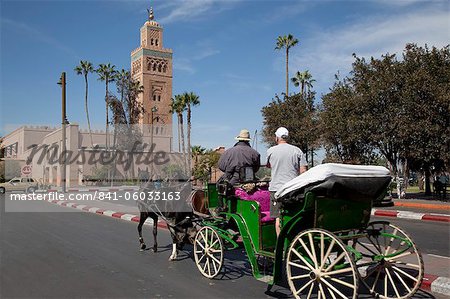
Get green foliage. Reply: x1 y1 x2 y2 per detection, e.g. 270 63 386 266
291 70 315 96
88 165 113 182
320 44 449 173
192 149 220 183
162 164 185 180
275 34 299 51
261 91 320 164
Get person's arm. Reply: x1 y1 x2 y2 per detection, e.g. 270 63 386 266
298 148 308 174
299 165 308 174
266 149 272 168
218 152 228 172
254 153 261 173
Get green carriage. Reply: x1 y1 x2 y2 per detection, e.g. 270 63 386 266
190 164 424 299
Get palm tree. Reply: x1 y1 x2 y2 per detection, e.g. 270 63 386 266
96 63 116 149
183 91 200 172
191 145 206 165
115 69 130 106
126 79 144 125
304 70 315 95
291 70 316 112
170 94 187 154
275 34 299 96
74 60 94 148
170 95 187 172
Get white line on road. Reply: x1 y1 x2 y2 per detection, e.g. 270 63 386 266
428 254 450 260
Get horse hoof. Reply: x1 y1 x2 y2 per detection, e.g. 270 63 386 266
152 246 158 253
168 255 176 261
140 243 147 251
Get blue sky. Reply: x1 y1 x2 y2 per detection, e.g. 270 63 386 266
1 0 449 160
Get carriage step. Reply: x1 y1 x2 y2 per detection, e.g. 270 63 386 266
256 275 273 283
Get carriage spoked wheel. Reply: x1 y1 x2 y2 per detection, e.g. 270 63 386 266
194 226 224 279
286 229 358 299
354 221 424 299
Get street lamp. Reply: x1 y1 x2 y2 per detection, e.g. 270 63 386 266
57 72 69 192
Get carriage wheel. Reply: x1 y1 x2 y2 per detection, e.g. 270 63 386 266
286 229 358 299
194 226 224 279
354 221 423 299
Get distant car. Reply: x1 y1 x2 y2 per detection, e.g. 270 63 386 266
0 177 38 194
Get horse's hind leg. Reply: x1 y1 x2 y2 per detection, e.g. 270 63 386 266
137 212 147 251
152 215 158 252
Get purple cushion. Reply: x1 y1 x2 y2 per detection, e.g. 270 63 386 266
234 188 274 222
261 212 275 223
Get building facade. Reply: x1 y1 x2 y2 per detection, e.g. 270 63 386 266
131 8 173 149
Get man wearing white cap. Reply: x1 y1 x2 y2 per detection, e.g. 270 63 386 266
267 127 307 235
218 129 261 185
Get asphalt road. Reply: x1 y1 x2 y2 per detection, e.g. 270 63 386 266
1 195 448 299
373 217 450 257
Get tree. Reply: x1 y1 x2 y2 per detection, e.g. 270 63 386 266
183 91 200 173
74 60 95 148
319 77 379 164
115 69 130 106
107 73 144 182
96 63 116 150
261 92 320 165
191 145 206 165
291 70 315 96
275 34 299 96
319 44 450 195
125 79 145 125
400 44 450 194
170 95 187 170
192 149 221 184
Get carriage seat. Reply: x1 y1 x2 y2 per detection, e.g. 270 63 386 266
234 188 274 223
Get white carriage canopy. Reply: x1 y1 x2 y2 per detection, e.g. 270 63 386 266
275 163 391 201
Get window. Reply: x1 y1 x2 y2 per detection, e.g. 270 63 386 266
153 95 156 101
151 38 154 45
158 95 161 101
158 64 162 72
155 39 159 46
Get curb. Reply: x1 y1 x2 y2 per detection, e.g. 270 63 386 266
371 209 450 223
42 197 450 297
422 274 450 296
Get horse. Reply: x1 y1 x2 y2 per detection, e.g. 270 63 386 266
136 179 200 260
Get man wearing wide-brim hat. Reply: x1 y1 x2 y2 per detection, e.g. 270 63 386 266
218 129 261 185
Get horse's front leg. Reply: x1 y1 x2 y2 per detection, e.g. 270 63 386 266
168 243 178 261
168 227 178 261
137 212 147 251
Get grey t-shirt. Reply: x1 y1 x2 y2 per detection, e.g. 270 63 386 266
267 143 307 191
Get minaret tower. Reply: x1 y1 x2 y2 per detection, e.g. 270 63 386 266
131 7 173 146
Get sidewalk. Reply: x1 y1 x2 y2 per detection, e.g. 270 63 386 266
394 197 450 212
